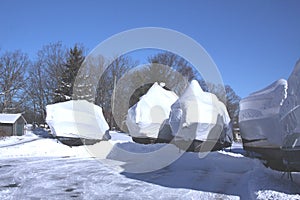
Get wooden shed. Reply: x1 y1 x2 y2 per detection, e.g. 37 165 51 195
0 113 27 137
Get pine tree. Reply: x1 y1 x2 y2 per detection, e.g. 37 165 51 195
54 45 84 103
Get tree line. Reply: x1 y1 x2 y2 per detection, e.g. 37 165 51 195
0 42 240 133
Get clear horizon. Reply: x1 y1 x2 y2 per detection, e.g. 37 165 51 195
1 0 300 98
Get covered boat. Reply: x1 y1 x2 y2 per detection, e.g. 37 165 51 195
46 100 110 146
169 80 233 152
280 60 300 172
126 82 178 144
239 79 288 169
239 60 300 171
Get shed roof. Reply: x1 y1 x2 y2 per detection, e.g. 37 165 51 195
0 113 24 124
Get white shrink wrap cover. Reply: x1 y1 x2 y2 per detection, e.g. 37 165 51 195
126 82 178 139
239 79 288 146
280 60 300 146
169 80 232 144
46 100 109 139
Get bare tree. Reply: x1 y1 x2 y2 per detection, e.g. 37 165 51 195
37 42 67 101
26 42 67 122
0 50 29 113
205 82 241 138
95 55 137 128
27 61 50 123
224 85 241 134
205 82 227 103
148 51 197 81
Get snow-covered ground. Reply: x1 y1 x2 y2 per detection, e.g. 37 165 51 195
0 130 299 199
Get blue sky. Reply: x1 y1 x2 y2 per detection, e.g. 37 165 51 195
0 0 300 98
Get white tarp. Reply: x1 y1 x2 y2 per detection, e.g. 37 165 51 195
239 79 288 146
169 80 232 143
46 100 109 139
239 59 300 148
126 82 178 139
280 60 300 147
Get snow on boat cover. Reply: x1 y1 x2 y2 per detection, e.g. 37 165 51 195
46 100 109 140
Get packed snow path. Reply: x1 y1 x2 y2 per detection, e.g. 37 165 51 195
0 131 299 199
1 154 299 200
0 157 238 199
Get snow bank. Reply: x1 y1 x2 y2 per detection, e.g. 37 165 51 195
169 80 232 144
126 82 178 139
46 100 109 140
0 133 89 158
0 131 131 158
0 131 38 148
239 79 288 145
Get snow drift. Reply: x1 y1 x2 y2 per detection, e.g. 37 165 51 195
126 82 178 140
46 100 109 140
169 80 233 149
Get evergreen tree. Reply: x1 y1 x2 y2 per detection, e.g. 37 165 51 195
54 45 84 102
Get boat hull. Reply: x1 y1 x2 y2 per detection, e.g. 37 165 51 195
243 139 300 172
56 137 101 147
132 136 231 152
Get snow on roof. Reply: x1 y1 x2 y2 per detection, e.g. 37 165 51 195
0 113 23 124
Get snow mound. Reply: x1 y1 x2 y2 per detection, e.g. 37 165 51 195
0 134 90 158
169 80 233 144
0 131 38 148
0 131 132 158
126 82 178 139
46 100 109 140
